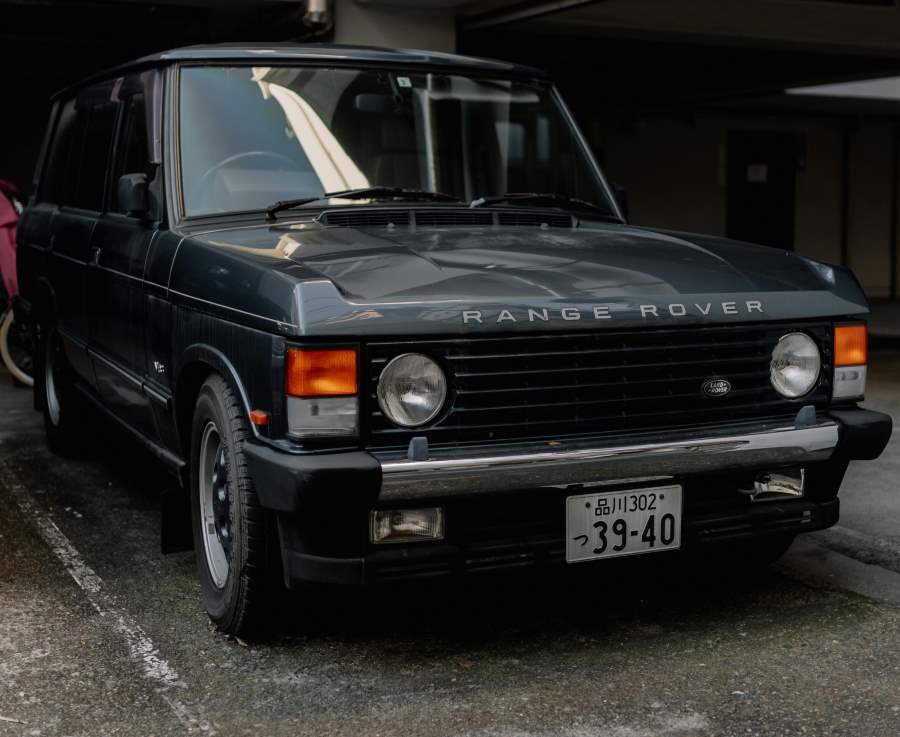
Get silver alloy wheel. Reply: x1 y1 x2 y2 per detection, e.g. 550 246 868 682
199 421 231 589
44 329 61 427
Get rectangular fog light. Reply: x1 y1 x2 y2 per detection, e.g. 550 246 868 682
370 508 444 544
287 395 358 438
833 365 867 401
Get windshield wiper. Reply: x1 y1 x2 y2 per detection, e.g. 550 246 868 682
469 192 620 219
326 186 461 203
265 187 461 220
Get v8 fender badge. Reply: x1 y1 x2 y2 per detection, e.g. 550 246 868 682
702 378 732 397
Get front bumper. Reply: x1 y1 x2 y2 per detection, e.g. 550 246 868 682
377 418 839 500
244 408 892 585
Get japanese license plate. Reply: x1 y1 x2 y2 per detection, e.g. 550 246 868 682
566 485 683 563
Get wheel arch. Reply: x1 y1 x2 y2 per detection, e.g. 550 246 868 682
164 345 257 555
173 344 257 463
31 276 58 325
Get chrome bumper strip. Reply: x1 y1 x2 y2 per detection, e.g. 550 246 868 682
378 420 840 501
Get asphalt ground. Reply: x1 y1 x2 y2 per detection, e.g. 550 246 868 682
1 353 899 737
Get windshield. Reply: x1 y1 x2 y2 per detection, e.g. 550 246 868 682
178 65 615 218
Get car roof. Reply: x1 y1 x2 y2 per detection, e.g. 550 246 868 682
53 42 547 100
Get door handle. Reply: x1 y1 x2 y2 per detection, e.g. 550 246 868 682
89 246 101 266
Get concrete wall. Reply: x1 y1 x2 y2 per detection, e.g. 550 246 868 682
535 0 900 57
594 112 898 298
847 122 894 297
333 0 456 52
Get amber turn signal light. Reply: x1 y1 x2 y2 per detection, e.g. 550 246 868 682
834 324 867 367
249 409 269 427
286 348 358 397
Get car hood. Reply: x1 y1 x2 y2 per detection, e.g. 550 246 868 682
184 220 868 336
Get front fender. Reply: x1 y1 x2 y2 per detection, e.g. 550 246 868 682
175 342 257 436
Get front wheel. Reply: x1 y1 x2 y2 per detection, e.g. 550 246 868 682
696 533 797 573
189 374 281 639
739 533 797 567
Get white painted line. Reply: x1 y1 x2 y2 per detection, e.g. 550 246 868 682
779 538 900 607
0 458 215 735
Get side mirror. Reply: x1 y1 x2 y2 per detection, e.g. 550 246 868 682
611 183 629 221
117 173 149 218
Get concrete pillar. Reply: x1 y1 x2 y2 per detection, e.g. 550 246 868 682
333 0 456 53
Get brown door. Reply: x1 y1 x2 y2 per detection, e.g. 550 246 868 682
727 130 803 250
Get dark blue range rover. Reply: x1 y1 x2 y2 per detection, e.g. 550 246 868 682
17 43 892 638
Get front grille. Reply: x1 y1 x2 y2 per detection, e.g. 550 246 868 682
364 322 833 449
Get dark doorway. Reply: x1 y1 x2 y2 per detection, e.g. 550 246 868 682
726 131 803 249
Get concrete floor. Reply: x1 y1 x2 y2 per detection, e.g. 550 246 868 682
1 353 899 737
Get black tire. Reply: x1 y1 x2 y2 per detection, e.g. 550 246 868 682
189 374 280 639
738 533 797 567
35 323 87 456
697 533 797 573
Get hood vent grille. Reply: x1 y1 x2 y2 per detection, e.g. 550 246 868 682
319 209 576 230
415 211 494 227
322 210 411 228
498 212 573 229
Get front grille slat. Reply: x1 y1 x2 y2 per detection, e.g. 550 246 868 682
452 369 771 396
454 354 771 379
364 322 833 448
443 337 772 361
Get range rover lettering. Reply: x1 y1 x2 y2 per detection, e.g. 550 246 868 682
17 44 892 638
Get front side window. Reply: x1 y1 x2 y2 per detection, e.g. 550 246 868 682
178 65 613 217
112 92 155 215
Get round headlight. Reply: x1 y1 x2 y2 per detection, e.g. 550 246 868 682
770 332 821 398
377 353 447 427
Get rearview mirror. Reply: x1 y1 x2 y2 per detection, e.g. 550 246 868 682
354 93 397 114
117 173 149 218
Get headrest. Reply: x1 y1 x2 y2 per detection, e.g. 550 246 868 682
380 119 416 151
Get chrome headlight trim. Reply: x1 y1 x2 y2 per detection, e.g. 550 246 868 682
770 332 821 399
377 353 448 428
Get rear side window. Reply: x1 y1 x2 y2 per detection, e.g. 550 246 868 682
42 98 79 205
41 83 118 211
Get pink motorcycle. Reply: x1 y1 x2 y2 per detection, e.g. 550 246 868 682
0 179 32 386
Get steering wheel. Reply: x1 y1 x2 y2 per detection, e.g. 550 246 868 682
192 150 299 211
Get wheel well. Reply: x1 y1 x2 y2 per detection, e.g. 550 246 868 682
174 361 216 461
32 278 57 325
